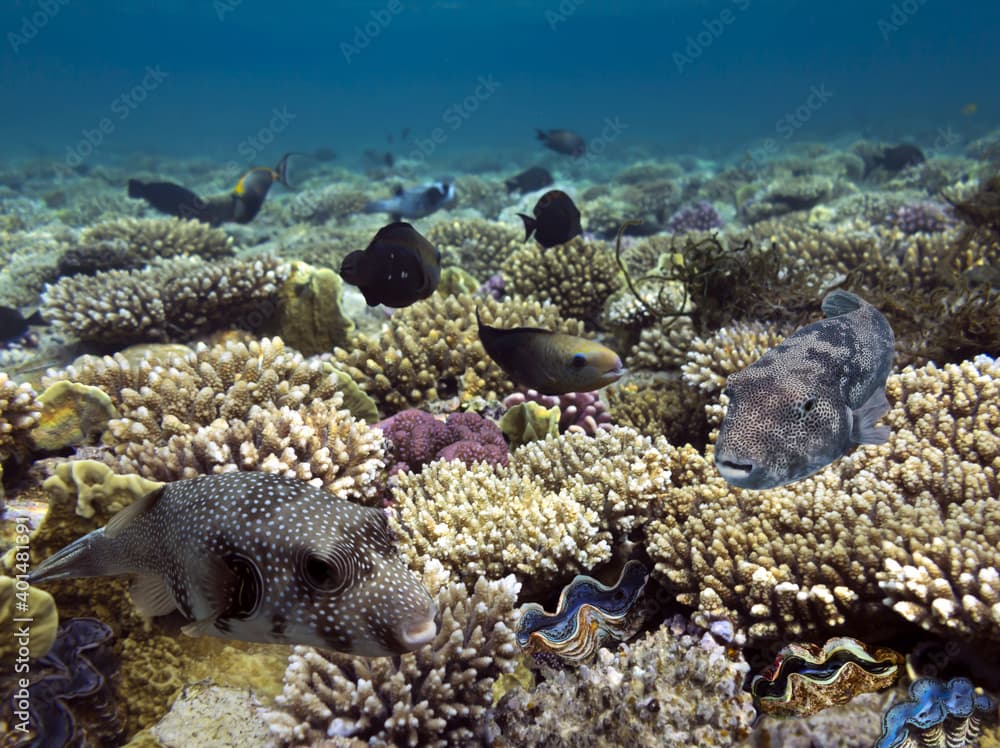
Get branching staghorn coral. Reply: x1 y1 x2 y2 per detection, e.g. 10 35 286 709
331 294 586 415
41 255 291 344
264 563 521 748
645 356 1000 645
681 320 794 393
46 337 387 500
0 372 40 461
78 216 234 261
389 426 673 589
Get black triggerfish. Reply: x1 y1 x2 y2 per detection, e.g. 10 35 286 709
536 129 586 157
518 189 582 248
340 222 442 308
477 309 624 395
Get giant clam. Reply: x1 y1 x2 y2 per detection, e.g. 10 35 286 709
876 675 996 748
750 636 904 719
516 560 649 664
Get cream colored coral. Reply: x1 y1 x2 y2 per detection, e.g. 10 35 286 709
391 426 673 585
682 320 793 393
0 372 40 461
646 355 1000 643
80 216 234 260
264 562 520 748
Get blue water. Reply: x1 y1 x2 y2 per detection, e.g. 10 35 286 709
1 0 997 169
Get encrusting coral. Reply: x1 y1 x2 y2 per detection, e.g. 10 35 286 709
389 426 673 589
0 372 41 461
78 216 234 261
263 561 521 748
332 294 587 415
46 337 388 501
502 237 622 323
645 355 1000 644
42 255 291 344
495 615 756 747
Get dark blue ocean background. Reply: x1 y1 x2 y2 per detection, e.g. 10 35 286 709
1 0 997 170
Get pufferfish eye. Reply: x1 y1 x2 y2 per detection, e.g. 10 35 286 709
302 552 347 594
571 353 588 368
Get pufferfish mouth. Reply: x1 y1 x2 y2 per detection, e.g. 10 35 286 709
715 457 755 483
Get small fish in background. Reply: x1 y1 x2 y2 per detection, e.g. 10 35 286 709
127 153 295 225
0 306 46 344
476 309 624 395
864 143 925 178
536 128 586 158
518 189 582 248
961 102 978 116
340 221 441 307
714 290 895 490
504 165 554 194
363 179 456 220
27 471 438 657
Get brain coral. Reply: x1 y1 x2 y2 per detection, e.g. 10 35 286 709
389 426 673 590
646 355 1000 644
41 256 290 344
331 294 587 415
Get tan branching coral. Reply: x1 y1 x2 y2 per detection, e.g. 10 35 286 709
681 320 793 393
41 256 291 344
604 375 709 448
454 174 508 219
79 216 234 260
425 218 522 280
625 316 696 371
48 337 387 500
496 616 756 747
646 356 1000 643
390 426 673 587
0 372 40 461
502 237 622 322
264 564 521 748
332 294 586 414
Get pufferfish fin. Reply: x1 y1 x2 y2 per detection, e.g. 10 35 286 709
851 387 891 445
821 289 864 317
183 550 237 626
104 486 166 539
130 573 179 618
181 618 221 638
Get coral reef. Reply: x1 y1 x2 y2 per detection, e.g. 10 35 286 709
332 294 587 415
48 337 387 499
749 636 903 719
748 691 895 748
681 320 794 394
495 615 756 747
645 356 1000 644
502 388 612 435
147 683 272 748
516 560 649 664
454 174 508 219
79 216 234 261
498 400 560 448
376 409 508 475
0 372 40 462
0 574 58 663
877 676 995 748
884 200 953 234
264 564 521 748
740 175 835 223
502 236 622 323
603 374 710 449
0 225 73 307
29 381 118 451
41 255 291 344
667 200 724 233
270 262 354 355
425 218 522 280
390 426 673 588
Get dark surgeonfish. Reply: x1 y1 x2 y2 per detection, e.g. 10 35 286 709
476 309 624 395
127 153 294 225
28 471 438 657
363 179 456 220
0 306 45 344
505 166 553 194
340 222 441 308
536 128 586 157
518 189 582 248
714 290 895 490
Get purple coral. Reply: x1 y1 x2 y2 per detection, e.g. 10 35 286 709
884 201 952 234
667 201 723 233
477 272 505 301
376 409 509 475
503 389 612 436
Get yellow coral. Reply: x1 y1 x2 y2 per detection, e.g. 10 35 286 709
0 574 58 664
30 380 119 451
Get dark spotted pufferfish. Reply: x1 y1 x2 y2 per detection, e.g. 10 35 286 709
28 471 438 656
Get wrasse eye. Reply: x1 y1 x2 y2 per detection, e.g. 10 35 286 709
571 353 587 368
